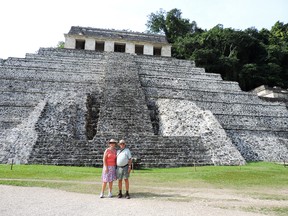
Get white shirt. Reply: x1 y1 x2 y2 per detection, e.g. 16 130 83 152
117 148 132 166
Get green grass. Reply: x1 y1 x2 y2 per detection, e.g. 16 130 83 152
1 162 287 216
0 164 100 181
0 165 101 194
0 162 287 189
131 162 288 189
243 206 288 216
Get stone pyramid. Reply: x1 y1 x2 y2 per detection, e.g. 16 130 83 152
0 47 287 167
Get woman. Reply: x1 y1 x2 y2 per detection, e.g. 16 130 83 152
99 139 117 198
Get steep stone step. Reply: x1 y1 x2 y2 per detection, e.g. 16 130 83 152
143 87 280 106
36 48 106 59
0 121 21 129
215 114 288 131
139 64 205 75
135 55 195 68
140 76 242 92
26 52 105 62
139 72 222 81
0 90 45 103
0 66 104 83
193 101 288 117
0 65 105 75
0 106 34 119
3 58 104 71
0 79 101 92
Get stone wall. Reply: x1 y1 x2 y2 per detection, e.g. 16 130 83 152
0 47 287 167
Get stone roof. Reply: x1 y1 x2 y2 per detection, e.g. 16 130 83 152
67 26 169 44
252 85 288 95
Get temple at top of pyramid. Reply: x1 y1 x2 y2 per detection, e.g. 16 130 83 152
64 26 172 57
0 26 287 167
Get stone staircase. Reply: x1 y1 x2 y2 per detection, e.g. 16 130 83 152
28 134 213 167
96 52 154 136
136 55 288 162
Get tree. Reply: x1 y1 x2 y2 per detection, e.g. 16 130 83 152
57 41 65 49
270 21 288 44
146 8 201 43
146 9 288 91
146 8 167 35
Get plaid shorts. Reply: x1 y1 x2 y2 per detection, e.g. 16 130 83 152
116 165 130 180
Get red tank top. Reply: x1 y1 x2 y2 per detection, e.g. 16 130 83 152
106 149 116 166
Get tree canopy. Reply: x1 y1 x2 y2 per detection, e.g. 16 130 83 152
146 9 288 91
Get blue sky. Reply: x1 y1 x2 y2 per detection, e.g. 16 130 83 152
1 0 287 59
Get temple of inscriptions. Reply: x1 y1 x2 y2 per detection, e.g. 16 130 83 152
64 26 172 57
0 26 287 167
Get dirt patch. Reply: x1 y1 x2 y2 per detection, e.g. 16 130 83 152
1 184 287 216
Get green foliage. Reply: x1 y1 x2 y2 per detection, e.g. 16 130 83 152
146 8 167 35
147 9 288 91
146 8 203 43
57 41 65 49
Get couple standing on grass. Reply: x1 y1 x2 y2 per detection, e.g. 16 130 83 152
100 139 132 199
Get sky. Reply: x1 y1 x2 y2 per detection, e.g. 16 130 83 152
1 0 288 59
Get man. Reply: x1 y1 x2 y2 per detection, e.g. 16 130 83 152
116 139 132 199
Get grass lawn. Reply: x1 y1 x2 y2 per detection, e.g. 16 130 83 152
0 162 287 191
0 162 287 215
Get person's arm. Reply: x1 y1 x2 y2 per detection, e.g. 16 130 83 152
128 158 132 173
128 149 132 172
103 149 108 173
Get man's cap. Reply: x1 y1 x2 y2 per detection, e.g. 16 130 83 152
119 139 126 144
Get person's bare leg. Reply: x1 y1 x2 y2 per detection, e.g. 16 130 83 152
100 182 107 198
118 180 123 198
108 181 113 197
118 179 123 190
101 182 107 193
124 179 130 199
124 179 129 191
